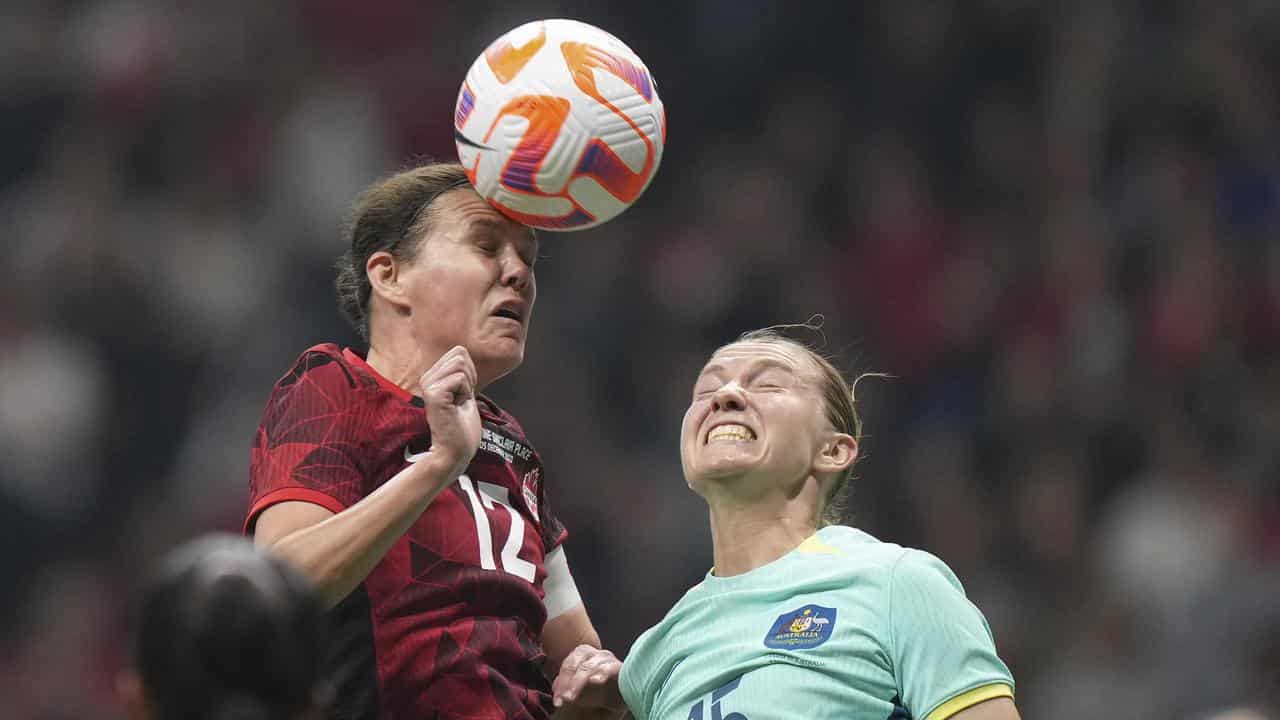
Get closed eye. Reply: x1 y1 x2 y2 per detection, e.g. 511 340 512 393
692 380 719 398
751 367 795 391
516 231 540 268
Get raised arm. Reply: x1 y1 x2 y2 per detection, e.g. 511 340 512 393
254 346 482 608
542 550 626 720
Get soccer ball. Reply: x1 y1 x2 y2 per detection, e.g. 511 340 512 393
454 19 665 231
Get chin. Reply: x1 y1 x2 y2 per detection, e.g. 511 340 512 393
475 348 524 386
694 458 759 482
687 462 764 505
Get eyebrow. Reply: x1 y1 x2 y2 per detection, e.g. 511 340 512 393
470 217 539 253
698 357 798 378
471 215 531 234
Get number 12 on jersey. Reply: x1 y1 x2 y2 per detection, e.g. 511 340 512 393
458 474 536 582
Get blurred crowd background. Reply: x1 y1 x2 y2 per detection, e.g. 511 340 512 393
2 0 1278 718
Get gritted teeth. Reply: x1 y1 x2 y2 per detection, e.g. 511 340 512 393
707 423 756 443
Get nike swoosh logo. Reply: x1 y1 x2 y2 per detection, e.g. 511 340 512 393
404 445 431 464
454 128 494 151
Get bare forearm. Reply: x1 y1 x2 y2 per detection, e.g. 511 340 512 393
544 607 602 672
547 614 624 719
265 458 458 607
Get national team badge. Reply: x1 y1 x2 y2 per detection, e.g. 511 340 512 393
763 604 837 650
521 468 540 521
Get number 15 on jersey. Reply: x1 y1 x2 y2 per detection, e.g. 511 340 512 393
689 676 748 720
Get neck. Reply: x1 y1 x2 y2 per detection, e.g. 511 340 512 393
705 481 822 577
365 327 450 394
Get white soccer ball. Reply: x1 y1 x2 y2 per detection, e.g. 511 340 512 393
454 19 666 231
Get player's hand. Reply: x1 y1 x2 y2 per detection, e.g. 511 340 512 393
552 644 624 712
419 346 482 481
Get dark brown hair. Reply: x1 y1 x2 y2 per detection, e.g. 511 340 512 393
334 162 472 342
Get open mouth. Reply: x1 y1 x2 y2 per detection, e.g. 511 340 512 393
493 308 523 323
705 422 757 444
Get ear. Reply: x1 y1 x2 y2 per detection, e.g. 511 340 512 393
366 251 409 310
813 432 858 475
116 668 153 720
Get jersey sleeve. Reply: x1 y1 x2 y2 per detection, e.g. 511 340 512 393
536 467 568 551
888 550 1015 720
618 630 655 720
245 349 371 533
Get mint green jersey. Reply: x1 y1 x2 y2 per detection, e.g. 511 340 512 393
620 526 1014 720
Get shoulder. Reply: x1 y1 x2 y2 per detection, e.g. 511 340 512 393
815 525 902 558
820 530 966 604
477 395 544 458
808 526 913 583
478 394 527 432
261 344 377 421
796 528 974 619
274 344 364 393
884 546 990 651
888 547 965 597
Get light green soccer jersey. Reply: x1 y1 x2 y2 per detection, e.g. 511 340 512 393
620 526 1014 720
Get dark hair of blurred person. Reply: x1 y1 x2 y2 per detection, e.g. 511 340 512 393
117 535 331 720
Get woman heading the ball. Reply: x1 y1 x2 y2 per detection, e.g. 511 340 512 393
247 162 623 719
557 326 1019 720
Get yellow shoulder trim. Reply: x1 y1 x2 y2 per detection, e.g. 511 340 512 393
796 535 843 555
924 683 1014 720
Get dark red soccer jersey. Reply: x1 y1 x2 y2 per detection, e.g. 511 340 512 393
246 344 568 720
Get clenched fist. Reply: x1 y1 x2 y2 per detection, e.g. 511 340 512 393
418 345 482 482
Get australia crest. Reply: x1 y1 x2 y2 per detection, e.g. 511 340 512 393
763 604 837 650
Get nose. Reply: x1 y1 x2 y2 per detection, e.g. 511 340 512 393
500 247 533 293
711 382 746 412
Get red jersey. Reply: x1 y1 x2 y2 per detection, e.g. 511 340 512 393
246 344 567 720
